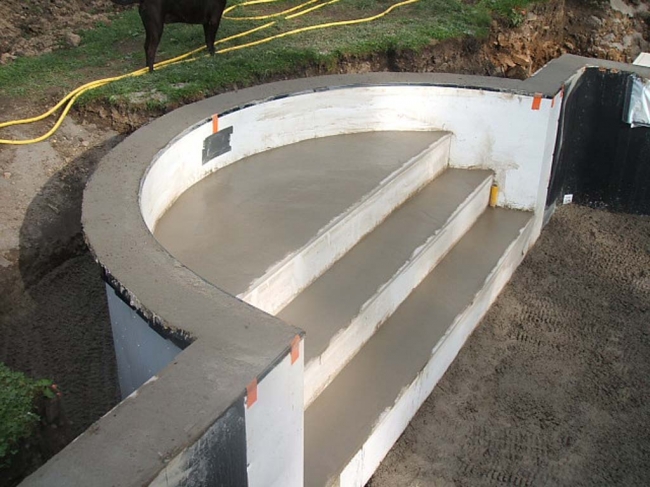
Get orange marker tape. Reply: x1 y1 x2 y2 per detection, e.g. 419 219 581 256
247 378 258 408
291 335 301 364
212 114 219 134
532 94 543 111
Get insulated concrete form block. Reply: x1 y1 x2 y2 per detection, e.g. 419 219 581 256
146 342 303 487
531 89 563 243
246 339 304 487
140 85 564 233
148 400 248 487
106 283 181 398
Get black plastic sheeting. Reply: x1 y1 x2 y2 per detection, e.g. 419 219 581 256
182 398 249 487
547 68 650 215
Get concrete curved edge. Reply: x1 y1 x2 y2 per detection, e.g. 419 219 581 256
81 64 599 352
521 53 650 96
21 56 649 486
82 70 565 347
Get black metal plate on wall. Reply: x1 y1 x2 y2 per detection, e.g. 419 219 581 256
548 68 650 215
203 126 234 165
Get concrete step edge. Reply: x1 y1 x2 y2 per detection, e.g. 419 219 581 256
327 215 535 487
303 172 493 408
238 132 452 316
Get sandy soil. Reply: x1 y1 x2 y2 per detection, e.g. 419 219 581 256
0 255 119 441
0 117 122 485
0 121 122 469
371 204 650 487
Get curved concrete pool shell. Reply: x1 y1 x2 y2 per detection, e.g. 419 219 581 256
21 56 650 487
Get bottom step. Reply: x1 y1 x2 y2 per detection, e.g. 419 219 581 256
304 208 533 487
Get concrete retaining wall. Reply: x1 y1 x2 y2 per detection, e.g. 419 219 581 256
141 84 560 231
21 55 650 487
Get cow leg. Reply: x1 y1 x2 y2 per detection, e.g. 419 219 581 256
204 1 226 56
140 6 163 72
203 23 215 56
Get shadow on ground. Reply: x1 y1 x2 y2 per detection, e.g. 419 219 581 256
0 136 123 482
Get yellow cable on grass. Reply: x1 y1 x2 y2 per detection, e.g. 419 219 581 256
285 0 341 19
0 21 276 145
217 0 420 55
0 0 420 145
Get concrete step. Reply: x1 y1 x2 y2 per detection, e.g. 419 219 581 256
156 131 449 298
279 169 493 408
239 131 451 315
304 208 533 487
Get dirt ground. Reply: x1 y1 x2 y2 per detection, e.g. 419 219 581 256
0 0 120 63
0 117 123 479
371 204 650 487
1 0 650 483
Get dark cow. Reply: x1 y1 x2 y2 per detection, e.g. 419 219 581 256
111 0 227 72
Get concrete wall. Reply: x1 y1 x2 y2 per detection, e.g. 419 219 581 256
245 338 304 487
141 86 561 234
146 337 304 487
26 57 641 487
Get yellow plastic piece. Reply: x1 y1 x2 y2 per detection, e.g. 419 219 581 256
489 183 499 208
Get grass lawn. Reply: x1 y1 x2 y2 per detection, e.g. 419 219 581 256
0 0 536 112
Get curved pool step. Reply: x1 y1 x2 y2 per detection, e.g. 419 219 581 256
278 169 493 408
156 131 450 298
304 208 534 487
154 126 533 487
239 132 452 315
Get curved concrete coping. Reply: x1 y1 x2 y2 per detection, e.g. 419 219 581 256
80 73 536 486
31 57 645 486
85 72 559 348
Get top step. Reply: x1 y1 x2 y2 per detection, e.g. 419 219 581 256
155 130 451 306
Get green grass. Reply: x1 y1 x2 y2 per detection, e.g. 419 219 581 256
0 0 540 111
0 363 53 468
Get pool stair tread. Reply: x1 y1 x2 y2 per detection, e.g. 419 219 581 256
278 168 493 408
304 208 533 487
238 131 452 315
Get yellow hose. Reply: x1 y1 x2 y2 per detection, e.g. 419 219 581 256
0 21 275 141
0 0 420 145
219 0 421 54
285 0 341 19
